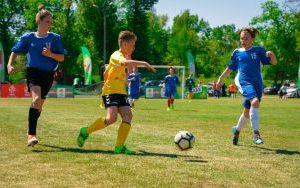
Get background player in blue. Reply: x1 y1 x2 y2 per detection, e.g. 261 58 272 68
216 26 277 145
7 5 65 147
127 67 141 108
164 67 180 111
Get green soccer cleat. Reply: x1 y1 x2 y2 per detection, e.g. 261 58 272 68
77 127 89 147
114 145 136 155
253 130 264 145
170 104 174 110
232 126 240 145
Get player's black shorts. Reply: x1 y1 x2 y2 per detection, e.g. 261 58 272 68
26 67 54 99
102 94 130 108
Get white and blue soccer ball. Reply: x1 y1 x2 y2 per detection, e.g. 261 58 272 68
174 131 195 151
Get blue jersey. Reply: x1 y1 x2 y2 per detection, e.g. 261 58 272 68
128 73 141 95
228 46 271 108
164 75 179 97
11 32 65 72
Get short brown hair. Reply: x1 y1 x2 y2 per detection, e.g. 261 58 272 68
118 31 137 47
36 4 53 24
168 66 175 73
239 26 259 38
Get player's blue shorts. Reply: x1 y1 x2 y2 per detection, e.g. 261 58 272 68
237 81 262 109
129 93 139 99
165 89 176 98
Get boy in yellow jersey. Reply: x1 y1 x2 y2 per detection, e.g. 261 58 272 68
77 31 156 155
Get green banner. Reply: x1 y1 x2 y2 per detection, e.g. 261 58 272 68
0 41 4 82
186 51 195 76
188 85 208 99
80 46 92 85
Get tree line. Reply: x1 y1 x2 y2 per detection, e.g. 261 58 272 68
0 0 299 84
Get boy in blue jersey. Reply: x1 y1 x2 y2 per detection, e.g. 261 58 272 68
217 26 277 145
164 67 180 111
127 67 141 108
7 5 65 147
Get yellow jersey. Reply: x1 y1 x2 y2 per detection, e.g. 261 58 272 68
102 50 127 95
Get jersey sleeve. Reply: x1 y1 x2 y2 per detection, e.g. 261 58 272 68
11 33 31 54
110 51 126 67
258 47 271 65
228 49 238 71
52 34 66 54
176 76 180 85
164 76 168 83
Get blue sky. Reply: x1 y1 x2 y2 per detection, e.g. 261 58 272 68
154 0 286 29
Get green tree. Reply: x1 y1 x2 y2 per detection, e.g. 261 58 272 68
147 12 170 65
251 1 299 84
0 0 26 80
121 0 158 61
166 10 202 67
196 24 238 77
76 0 119 80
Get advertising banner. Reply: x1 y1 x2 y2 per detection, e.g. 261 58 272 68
1 84 31 98
80 46 92 85
0 41 4 82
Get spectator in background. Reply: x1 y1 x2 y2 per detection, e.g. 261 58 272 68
185 74 195 99
221 83 227 97
213 81 220 98
278 83 288 99
229 82 237 98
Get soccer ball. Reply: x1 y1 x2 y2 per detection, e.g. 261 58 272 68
174 131 195 151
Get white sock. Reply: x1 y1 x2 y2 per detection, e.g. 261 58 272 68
129 98 133 106
236 114 248 131
250 107 259 131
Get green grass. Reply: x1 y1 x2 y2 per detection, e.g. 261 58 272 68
0 96 299 187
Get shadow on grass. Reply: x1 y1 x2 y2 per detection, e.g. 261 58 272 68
33 144 113 154
137 108 198 112
137 150 208 163
250 146 300 155
33 144 208 162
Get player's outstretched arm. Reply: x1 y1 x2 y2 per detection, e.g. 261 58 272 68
266 51 277 65
123 60 156 73
217 68 232 89
7 52 18 74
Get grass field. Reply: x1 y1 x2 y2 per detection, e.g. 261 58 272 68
0 96 299 187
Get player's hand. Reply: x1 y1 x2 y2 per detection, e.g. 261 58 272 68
42 43 53 58
266 51 274 58
7 64 16 74
148 66 156 73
